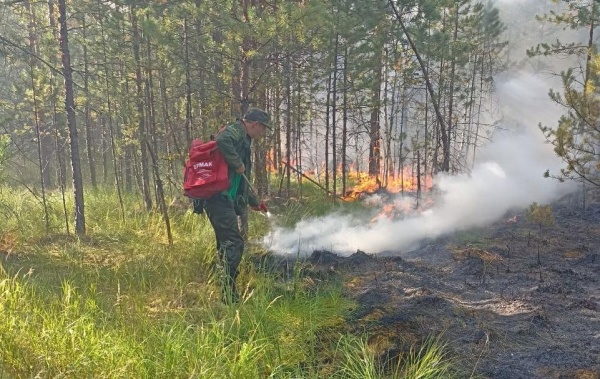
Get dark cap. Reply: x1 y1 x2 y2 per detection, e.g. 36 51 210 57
244 108 272 129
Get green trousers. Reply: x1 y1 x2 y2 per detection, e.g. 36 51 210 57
204 194 244 301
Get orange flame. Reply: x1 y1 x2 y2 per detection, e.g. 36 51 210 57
370 203 397 223
344 166 432 201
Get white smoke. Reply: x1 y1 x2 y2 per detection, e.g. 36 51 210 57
263 1 580 256
264 76 577 256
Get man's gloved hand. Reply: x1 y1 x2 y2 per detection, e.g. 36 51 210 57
251 202 268 213
259 202 268 212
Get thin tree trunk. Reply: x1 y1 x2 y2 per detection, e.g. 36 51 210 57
25 0 53 189
131 6 153 210
49 68 70 234
296 70 303 199
101 117 109 184
368 47 383 178
325 63 331 194
472 52 485 168
195 0 207 133
342 46 348 195
24 0 49 231
158 61 181 187
464 53 479 167
48 1 69 229
30 62 50 232
146 141 173 245
383 46 392 186
118 54 133 192
285 53 292 198
446 4 460 173
399 84 407 194
98 2 125 220
183 18 193 144
58 0 85 235
82 15 97 188
332 35 339 200
274 79 282 179
254 88 269 198
145 19 159 204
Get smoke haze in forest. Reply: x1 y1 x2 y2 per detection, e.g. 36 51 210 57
264 1 579 257
265 105 575 256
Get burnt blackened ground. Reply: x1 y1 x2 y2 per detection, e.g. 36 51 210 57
307 200 600 379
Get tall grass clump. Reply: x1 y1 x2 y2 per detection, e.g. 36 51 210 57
395 337 456 379
327 334 455 379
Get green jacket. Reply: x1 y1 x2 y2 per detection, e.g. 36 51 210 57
216 120 259 208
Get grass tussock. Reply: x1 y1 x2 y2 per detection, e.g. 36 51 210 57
0 186 454 378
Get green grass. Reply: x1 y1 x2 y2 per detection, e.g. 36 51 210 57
0 185 455 378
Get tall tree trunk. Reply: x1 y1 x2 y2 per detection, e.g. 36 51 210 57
58 0 86 235
146 141 173 245
194 0 207 133
445 4 460 173
254 89 269 198
82 15 97 188
464 53 479 168
472 52 486 168
144 17 159 202
118 51 133 192
274 78 282 177
99 2 124 220
239 0 256 115
332 35 339 199
341 47 348 195
183 18 193 144
296 76 303 199
30 60 50 232
284 53 292 198
131 6 153 210
325 63 331 193
101 118 109 184
49 0 69 233
24 0 53 189
368 47 383 178
383 47 391 185
158 61 181 186
23 0 50 231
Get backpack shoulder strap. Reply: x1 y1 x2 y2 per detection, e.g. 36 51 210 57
210 124 228 141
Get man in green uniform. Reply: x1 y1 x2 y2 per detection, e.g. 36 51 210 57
204 108 270 303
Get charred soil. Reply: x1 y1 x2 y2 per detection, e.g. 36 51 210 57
308 200 600 379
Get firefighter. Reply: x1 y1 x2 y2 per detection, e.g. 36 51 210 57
203 108 270 303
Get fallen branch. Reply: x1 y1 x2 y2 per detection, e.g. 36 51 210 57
282 161 348 201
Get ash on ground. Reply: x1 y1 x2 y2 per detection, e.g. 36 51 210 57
303 196 600 378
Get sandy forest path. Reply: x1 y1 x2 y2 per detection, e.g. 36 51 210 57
307 200 600 378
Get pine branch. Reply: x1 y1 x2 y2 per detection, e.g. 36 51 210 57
0 34 63 78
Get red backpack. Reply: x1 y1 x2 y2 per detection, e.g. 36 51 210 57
183 138 229 199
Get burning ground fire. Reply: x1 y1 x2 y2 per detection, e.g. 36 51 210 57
266 156 436 222
263 73 580 257
343 166 433 201
344 167 435 222
263 127 576 257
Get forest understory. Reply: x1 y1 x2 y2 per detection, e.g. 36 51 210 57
301 193 600 379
